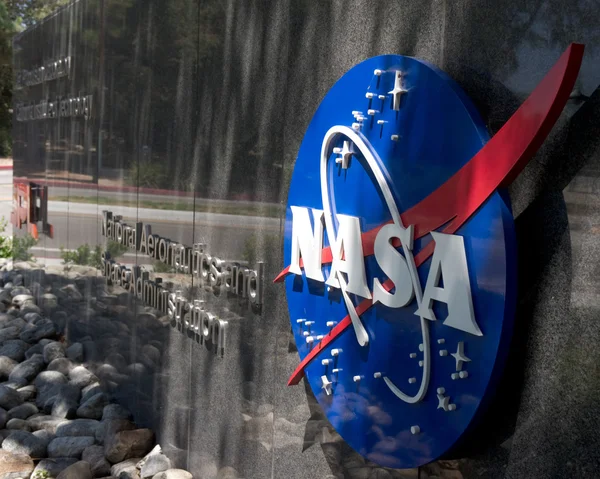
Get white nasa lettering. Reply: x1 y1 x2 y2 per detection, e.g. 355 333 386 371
325 213 372 299
372 223 414 308
415 232 482 336
289 206 325 282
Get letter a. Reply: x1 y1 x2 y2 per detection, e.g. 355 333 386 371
415 232 482 336
289 206 325 282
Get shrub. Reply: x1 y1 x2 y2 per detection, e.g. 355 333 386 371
12 234 36 261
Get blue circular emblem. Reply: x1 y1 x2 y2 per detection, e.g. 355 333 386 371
282 55 516 468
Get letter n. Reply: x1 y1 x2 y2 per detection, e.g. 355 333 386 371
289 206 325 282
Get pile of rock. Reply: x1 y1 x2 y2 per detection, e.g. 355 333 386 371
0 265 194 479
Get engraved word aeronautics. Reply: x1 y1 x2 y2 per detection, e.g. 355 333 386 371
100 211 265 354
276 45 584 467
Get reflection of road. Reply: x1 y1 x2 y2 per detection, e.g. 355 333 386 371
29 201 282 265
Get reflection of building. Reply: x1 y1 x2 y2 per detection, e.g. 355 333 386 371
11 182 53 239
10 0 600 478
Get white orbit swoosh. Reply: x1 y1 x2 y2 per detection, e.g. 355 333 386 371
319 125 430 403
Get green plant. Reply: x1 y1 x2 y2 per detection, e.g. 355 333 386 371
106 240 128 259
32 470 50 479
152 260 175 273
12 234 36 261
60 240 128 269
60 244 102 269
126 160 168 189
0 217 12 257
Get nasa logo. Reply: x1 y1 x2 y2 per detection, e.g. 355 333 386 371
275 44 584 468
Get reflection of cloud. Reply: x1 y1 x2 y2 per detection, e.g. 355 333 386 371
367 405 393 426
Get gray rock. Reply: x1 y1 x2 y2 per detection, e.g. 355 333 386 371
82 445 111 476
16 384 36 402
48 357 75 376
80 382 102 403
140 450 171 478
48 436 95 458
11 294 34 307
44 341 66 363
6 402 38 420
0 327 20 343
24 342 44 359
51 383 81 419
60 284 83 301
35 370 69 411
0 385 24 410
28 415 70 434
0 340 28 361
33 458 78 478
20 320 57 343
0 356 17 380
104 428 154 464
77 392 109 419
0 407 6 428
66 342 84 363
95 419 135 445
2 430 48 458
1 378 26 389
9 354 45 383
0 449 34 478
56 419 100 437
105 353 127 371
40 293 58 309
153 470 193 479
102 403 132 421
56 460 93 479
69 366 98 388
6 418 31 431
110 458 141 478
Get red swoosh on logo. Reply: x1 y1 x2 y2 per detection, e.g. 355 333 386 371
278 43 584 386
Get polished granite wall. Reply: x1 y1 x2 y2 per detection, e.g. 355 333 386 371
11 1 600 478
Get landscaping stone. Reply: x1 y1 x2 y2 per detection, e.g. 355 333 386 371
0 385 23 410
6 402 38 421
0 356 17 380
2 430 48 458
140 448 171 478
82 445 112 476
47 357 75 375
0 340 29 362
77 392 109 419
19 320 57 342
47 435 95 458
104 428 154 463
43 341 66 363
69 366 98 388
51 383 81 419
6 418 31 431
0 449 34 478
56 460 93 479
110 458 142 478
56 419 100 437
33 458 79 478
153 470 194 479
81 382 102 403
95 418 135 445
27 415 71 435
102 403 132 421
16 385 35 402
8 354 45 383
66 342 84 362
